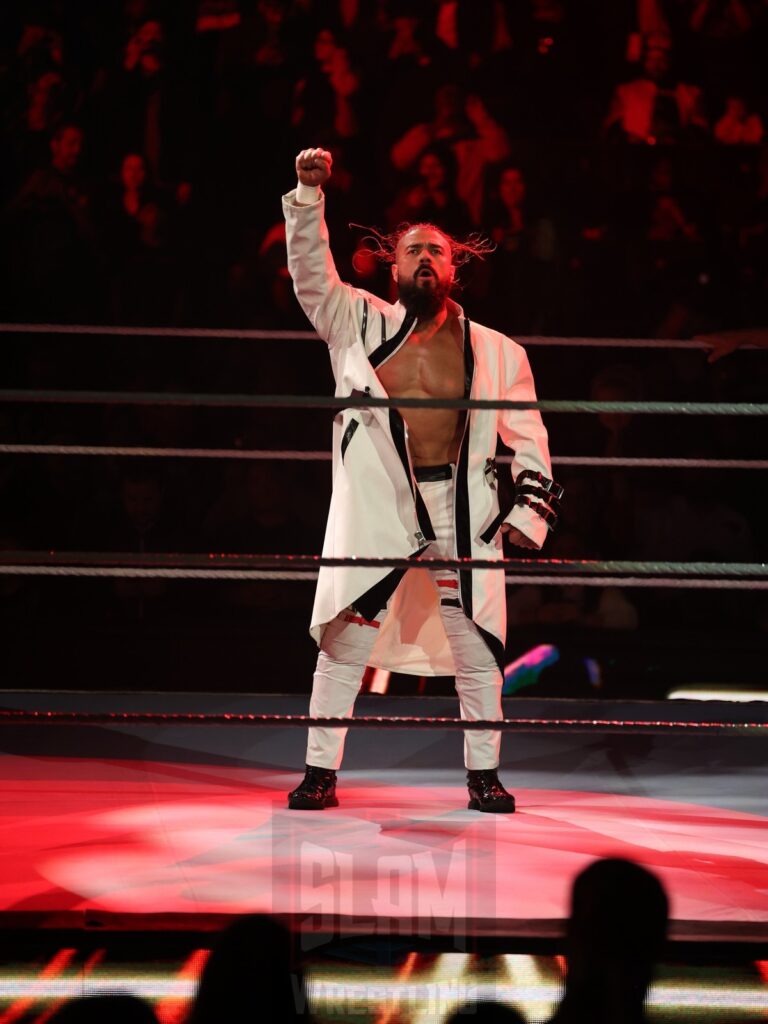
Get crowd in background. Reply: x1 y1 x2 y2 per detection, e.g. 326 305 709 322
44 857 671 1023
2 0 768 334
1 0 767 689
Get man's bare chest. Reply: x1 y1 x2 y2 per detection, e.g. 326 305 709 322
376 323 465 398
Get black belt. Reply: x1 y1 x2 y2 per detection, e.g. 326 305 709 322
414 463 453 482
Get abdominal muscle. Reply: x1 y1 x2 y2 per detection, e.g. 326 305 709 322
375 317 467 467
399 406 465 466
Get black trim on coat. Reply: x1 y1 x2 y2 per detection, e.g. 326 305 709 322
341 418 359 462
476 622 506 674
361 301 368 346
354 545 430 621
390 410 436 542
354 568 406 622
478 509 508 546
369 312 417 369
479 463 517 542
455 317 474 617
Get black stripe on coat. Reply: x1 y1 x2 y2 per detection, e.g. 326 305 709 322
389 410 436 542
455 317 474 617
341 418 359 462
369 312 417 369
360 301 368 346
353 546 430 621
476 622 506 674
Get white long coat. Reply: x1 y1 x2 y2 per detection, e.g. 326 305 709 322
283 188 554 675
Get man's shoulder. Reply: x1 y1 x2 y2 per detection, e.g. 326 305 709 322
469 317 522 350
356 289 401 318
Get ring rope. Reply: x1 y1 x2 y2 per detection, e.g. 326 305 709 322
1 322 758 351
0 709 763 734
1 389 766 415
0 444 765 470
2 552 766 576
1 565 766 588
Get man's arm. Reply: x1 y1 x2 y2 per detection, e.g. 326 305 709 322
696 327 768 363
496 342 555 550
282 147 357 346
465 96 510 164
390 123 432 171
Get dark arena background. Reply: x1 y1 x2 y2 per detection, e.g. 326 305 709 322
0 1 767 1022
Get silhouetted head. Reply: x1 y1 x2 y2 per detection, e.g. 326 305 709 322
564 857 669 1014
49 995 158 1024
444 1000 526 1022
187 915 311 1023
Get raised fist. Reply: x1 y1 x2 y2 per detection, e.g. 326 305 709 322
296 148 332 188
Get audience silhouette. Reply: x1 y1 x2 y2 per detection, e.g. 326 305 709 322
186 914 314 1022
545 857 669 1024
48 995 158 1023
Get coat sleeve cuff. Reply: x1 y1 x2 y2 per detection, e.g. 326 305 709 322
504 504 549 549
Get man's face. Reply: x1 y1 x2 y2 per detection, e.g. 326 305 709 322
315 29 336 63
500 168 525 208
418 153 445 189
644 46 670 80
51 127 82 172
392 227 455 319
121 153 146 190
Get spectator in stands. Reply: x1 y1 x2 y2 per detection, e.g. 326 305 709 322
117 198 181 324
387 145 473 236
98 148 185 324
203 461 304 555
109 467 174 552
585 363 651 555
698 326 768 361
544 858 669 1024
435 0 514 73
481 164 559 331
227 220 309 327
5 68 75 184
375 6 446 149
3 122 102 321
714 95 764 144
589 363 646 458
186 914 314 1022
622 156 711 336
92 17 193 185
292 27 360 141
558 151 626 336
102 152 157 265
687 0 761 104
391 85 510 223
604 34 708 144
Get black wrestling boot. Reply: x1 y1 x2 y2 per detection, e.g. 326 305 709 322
466 769 516 813
287 765 339 810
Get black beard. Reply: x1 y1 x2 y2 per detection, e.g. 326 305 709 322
397 275 451 320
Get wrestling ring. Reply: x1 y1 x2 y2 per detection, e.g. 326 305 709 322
0 321 766 943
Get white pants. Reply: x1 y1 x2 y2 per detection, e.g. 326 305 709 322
307 471 503 770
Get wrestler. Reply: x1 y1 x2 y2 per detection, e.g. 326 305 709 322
283 148 562 812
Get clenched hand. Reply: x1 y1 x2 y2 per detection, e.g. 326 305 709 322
296 148 333 188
